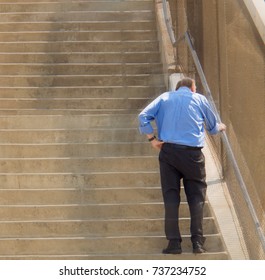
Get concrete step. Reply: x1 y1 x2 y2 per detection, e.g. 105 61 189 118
0 97 151 110
0 108 153 116
0 188 163 205
0 1 154 13
0 109 143 115
0 86 165 98
0 63 162 75
0 114 138 129
0 251 229 260
0 74 164 87
0 107 130 117
0 52 161 64
0 235 226 256
0 203 212 221
0 41 159 52
0 218 218 238
0 21 156 32
0 172 160 189
0 30 158 42
0 143 153 157
0 11 155 23
0 157 159 173
0 128 143 144
0 41 158 55
0 187 209 205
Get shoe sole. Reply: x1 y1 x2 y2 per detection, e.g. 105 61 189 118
193 249 206 254
162 249 182 254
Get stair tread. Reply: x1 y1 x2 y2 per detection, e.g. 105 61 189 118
0 252 229 260
0 233 220 240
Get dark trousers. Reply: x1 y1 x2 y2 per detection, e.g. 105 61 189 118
159 143 207 244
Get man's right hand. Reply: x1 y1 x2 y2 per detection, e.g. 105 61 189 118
151 139 164 150
218 123 226 132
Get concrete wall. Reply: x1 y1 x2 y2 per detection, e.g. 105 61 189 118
200 0 264 208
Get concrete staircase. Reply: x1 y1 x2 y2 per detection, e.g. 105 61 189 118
0 0 228 259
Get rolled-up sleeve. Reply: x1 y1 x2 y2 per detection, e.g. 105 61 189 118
201 97 219 135
207 122 219 135
138 113 155 134
138 96 161 135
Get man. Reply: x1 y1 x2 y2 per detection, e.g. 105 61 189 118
138 77 226 254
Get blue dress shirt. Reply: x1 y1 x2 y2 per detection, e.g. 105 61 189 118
138 87 220 147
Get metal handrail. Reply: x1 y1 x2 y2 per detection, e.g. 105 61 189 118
161 0 265 253
162 0 176 46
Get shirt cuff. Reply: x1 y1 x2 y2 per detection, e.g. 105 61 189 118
139 124 154 135
208 123 219 135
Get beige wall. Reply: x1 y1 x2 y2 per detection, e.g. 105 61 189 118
200 0 264 207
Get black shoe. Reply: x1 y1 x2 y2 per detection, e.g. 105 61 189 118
192 241 206 254
162 240 182 254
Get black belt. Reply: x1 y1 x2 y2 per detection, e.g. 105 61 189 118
164 143 202 150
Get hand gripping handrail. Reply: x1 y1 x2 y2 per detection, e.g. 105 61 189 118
161 0 265 254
